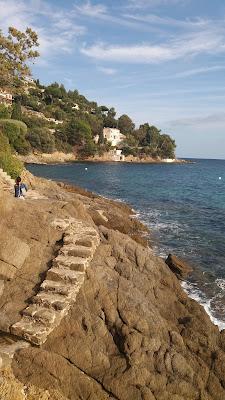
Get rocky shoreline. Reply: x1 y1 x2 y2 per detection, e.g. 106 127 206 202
0 170 224 400
18 152 188 165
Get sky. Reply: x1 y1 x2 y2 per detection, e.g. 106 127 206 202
1 0 225 158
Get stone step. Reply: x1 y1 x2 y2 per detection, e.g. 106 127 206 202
53 255 89 272
0 171 9 178
23 304 62 325
2 183 12 189
63 233 99 247
65 227 99 238
9 219 100 346
11 316 51 345
51 218 82 231
32 291 71 311
0 336 30 358
60 244 93 258
3 176 14 183
46 267 85 285
0 336 30 369
40 279 79 297
75 238 95 247
1 176 13 184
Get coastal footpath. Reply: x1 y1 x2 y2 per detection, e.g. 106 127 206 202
0 171 225 400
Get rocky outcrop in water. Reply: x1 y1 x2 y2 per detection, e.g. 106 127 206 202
165 254 193 280
0 172 225 400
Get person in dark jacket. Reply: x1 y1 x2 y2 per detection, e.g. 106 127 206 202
14 176 28 198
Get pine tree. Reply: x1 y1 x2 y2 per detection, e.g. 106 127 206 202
0 27 39 94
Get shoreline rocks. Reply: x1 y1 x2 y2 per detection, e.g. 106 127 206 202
18 152 188 165
165 254 193 280
0 171 224 400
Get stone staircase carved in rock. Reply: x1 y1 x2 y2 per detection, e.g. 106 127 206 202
10 218 100 346
0 168 15 191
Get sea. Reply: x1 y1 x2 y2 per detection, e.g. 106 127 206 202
27 159 225 330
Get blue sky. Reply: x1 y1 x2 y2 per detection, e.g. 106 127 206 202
1 0 225 158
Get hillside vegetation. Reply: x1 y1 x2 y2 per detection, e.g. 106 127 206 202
0 26 176 163
0 84 176 160
0 130 23 178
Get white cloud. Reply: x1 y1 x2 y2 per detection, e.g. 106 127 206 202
74 0 157 32
126 0 187 9
97 66 117 75
0 0 86 64
169 113 225 127
174 65 225 78
74 1 107 17
81 26 225 63
124 13 209 30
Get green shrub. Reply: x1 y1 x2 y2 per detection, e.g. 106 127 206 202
27 127 55 153
0 119 30 155
55 138 72 153
0 119 27 134
0 132 23 178
0 104 11 119
78 141 97 158
22 115 47 129
11 100 22 120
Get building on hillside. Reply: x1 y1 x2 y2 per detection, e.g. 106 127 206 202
24 76 35 85
46 117 64 125
93 135 99 144
162 158 176 163
0 90 13 107
22 76 36 94
103 127 125 147
72 103 80 110
110 148 125 162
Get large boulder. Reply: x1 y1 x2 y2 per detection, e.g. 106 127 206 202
165 254 193 279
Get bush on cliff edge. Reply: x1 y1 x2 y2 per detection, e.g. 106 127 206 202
0 119 30 155
0 132 23 178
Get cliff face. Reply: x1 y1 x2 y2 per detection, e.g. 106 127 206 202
0 173 225 400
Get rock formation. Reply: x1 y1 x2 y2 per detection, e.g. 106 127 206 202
0 171 225 400
165 254 193 280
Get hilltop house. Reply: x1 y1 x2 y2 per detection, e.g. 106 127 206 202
103 127 125 147
0 90 13 107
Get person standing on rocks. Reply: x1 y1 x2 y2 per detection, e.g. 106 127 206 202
14 176 28 199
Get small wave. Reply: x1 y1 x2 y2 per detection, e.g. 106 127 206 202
131 212 141 219
181 281 225 331
155 249 168 257
215 278 225 290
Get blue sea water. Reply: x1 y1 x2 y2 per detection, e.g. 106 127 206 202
27 159 225 329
